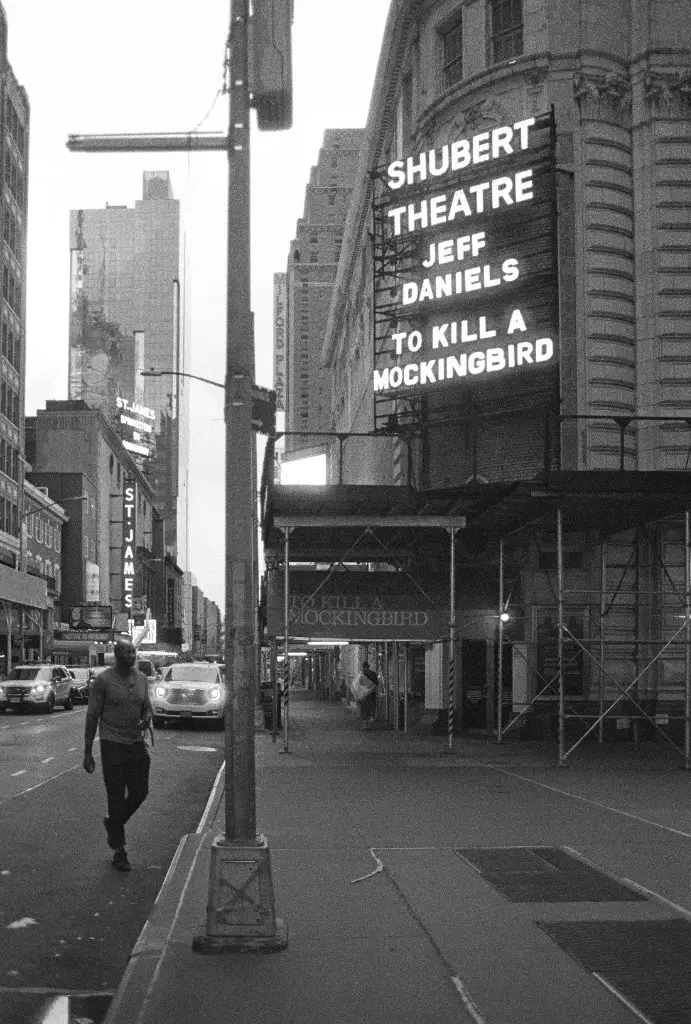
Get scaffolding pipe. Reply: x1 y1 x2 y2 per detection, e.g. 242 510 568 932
599 539 606 743
283 530 290 753
557 507 565 766
497 536 504 743
384 643 389 725
685 510 690 770
448 527 457 750
271 637 278 742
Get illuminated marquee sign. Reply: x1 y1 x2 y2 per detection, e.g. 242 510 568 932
117 395 155 458
122 479 136 611
372 111 557 399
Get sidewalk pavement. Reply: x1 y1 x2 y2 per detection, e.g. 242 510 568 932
104 692 691 1024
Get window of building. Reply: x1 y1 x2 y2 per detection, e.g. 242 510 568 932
35 516 43 544
0 498 5 533
441 15 464 87
11 503 17 536
54 527 61 553
488 0 523 64
25 510 32 538
44 559 52 579
45 523 52 548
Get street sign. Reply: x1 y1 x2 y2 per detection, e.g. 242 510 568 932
251 384 276 435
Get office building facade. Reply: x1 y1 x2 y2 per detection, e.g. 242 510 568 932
283 130 363 458
68 171 189 567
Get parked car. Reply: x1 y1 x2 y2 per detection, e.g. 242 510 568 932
0 664 73 713
67 667 91 703
151 663 226 728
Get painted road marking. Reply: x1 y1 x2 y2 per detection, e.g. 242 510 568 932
10 770 26 777
495 767 691 839
176 746 218 753
0 765 80 807
41 757 55 763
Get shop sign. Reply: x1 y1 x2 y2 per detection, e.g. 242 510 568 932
372 111 557 399
266 570 448 641
69 604 112 630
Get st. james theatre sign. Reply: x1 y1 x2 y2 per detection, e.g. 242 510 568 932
372 111 557 397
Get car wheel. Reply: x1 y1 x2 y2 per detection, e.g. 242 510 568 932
152 715 164 728
63 696 73 711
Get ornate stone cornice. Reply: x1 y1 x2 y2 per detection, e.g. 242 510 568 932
572 70 631 124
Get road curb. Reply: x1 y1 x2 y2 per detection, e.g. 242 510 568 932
103 764 226 1024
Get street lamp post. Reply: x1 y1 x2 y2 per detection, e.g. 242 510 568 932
68 0 286 952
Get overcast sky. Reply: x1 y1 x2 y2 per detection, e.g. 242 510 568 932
3 0 390 608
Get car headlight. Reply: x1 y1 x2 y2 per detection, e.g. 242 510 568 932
31 684 46 694
154 685 167 698
0 686 5 699
209 687 222 702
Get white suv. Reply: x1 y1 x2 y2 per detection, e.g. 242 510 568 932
151 663 226 728
0 664 73 713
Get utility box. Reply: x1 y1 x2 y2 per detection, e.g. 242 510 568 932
250 0 293 131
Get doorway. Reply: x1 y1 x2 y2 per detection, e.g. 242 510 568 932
462 639 487 729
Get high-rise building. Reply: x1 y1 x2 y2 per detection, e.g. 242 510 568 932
68 171 189 568
0 6 29 572
283 130 363 457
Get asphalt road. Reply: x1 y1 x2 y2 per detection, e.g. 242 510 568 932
0 704 224 1023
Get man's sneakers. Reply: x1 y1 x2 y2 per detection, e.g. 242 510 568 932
112 848 131 872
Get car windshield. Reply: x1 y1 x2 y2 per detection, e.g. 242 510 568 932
163 665 220 684
8 667 50 681
70 669 90 681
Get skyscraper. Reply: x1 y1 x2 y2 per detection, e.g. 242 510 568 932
283 130 363 457
68 171 189 567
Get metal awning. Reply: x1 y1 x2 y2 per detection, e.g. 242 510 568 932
261 473 691 565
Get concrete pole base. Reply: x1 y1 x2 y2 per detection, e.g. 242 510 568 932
193 833 288 953
193 918 288 954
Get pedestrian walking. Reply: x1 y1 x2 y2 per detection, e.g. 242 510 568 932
83 639 153 872
359 660 380 728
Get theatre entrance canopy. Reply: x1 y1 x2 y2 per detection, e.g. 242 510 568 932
261 474 691 643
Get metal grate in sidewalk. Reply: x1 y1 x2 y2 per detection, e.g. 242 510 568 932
455 846 648 902
538 919 691 1024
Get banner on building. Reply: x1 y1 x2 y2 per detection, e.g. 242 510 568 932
69 604 113 630
266 570 448 641
371 110 557 409
273 273 287 413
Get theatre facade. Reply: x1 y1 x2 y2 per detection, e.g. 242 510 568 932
264 0 691 757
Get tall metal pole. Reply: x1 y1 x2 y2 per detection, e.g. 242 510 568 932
448 526 456 750
283 528 290 753
497 536 504 743
685 510 690 770
557 506 565 766
599 539 606 743
223 0 255 842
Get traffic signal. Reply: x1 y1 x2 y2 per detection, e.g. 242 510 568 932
250 0 293 131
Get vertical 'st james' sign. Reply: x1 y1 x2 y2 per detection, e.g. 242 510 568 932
372 111 557 397
122 479 136 611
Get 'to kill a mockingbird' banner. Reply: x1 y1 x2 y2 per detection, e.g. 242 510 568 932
371 110 558 400
265 571 449 642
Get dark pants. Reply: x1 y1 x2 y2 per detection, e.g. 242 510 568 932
360 689 377 721
100 740 150 849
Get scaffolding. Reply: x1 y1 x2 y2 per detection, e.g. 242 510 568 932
495 506 691 769
261 470 691 768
